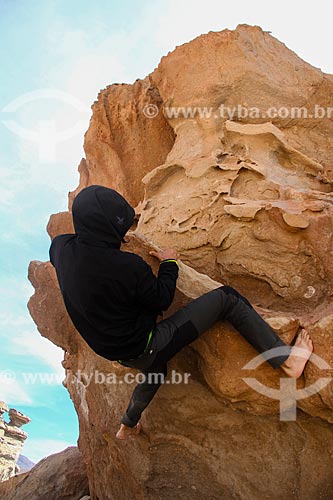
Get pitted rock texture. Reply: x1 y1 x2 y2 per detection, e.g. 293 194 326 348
28 24 333 500
137 119 333 313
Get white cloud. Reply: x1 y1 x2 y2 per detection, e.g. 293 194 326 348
0 3 162 203
1 310 65 381
22 438 76 464
7 330 65 380
0 278 34 307
19 332 62 368
0 377 33 406
1 17 142 202
0 312 32 327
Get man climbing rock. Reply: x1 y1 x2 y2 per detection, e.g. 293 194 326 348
49 185 313 440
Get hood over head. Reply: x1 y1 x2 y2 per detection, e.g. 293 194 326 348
72 185 135 248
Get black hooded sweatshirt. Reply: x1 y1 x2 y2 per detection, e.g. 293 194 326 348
49 185 179 361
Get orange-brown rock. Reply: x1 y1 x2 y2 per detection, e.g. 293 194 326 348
27 24 333 500
0 446 89 500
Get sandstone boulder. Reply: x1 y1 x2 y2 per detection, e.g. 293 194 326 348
27 24 333 500
0 447 89 500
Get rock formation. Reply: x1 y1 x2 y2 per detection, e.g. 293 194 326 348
0 401 31 482
0 446 90 500
17 454 35 474
28 25 333 499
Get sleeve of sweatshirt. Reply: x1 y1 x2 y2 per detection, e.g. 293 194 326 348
135 257 179 313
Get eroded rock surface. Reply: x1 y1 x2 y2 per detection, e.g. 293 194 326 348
0 446 89 500
0 402 31 482
28 24 333 500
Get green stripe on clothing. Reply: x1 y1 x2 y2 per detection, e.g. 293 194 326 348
144 328 153 352
161 259 179 268
118 328 153 364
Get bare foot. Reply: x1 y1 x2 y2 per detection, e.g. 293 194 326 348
281 329 313 378
115 421 142 440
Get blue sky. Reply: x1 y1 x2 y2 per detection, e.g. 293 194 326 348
0 0 331 464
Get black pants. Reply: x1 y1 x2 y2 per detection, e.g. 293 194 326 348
119 286 291 427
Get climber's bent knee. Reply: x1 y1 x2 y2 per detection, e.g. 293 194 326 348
218 285 253 309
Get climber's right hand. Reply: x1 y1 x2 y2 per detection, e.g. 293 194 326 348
149 248 180 262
